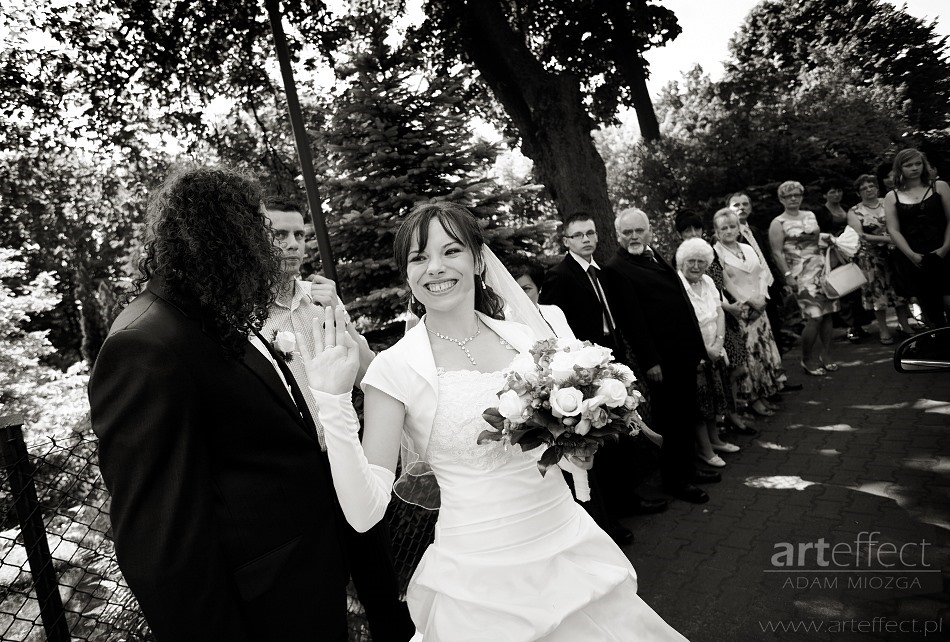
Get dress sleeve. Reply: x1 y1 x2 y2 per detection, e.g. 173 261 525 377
360 348 410 405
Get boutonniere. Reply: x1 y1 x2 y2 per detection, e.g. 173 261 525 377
270 330 296 363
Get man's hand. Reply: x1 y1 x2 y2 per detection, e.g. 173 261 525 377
307 274 341 309
646 364 663 383
299 306 360 395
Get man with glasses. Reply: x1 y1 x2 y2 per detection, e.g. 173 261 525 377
540 212 667 546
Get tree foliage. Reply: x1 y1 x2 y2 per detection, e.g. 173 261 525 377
321 12 554 328
0 249 88 436
724 0 950 131
595 0 949 226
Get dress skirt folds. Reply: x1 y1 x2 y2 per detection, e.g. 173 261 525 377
406 370 686 641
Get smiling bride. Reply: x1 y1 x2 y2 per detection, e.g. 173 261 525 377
304 202 687 641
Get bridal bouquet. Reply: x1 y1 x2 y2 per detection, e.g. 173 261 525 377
478 338 646 501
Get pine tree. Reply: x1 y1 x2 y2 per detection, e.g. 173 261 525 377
323 14 551 330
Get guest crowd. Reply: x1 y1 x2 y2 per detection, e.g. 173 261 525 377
87 149 948 639
514 147 950 546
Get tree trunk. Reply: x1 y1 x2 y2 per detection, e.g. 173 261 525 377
606 1 661 141
456 0 618 260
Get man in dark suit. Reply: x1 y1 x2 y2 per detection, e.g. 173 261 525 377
260 196 414 642
89 167 350 640
539 213 667 544
606 207 721 504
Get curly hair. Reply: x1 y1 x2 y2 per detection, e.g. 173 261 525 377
394 201 506 320
133 165 282 358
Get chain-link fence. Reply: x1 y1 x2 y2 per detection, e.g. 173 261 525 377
0 414 436 641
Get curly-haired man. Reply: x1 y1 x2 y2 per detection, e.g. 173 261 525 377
89 166 349 640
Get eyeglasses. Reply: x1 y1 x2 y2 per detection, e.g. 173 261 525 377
564 231 597 240
782 192 804 198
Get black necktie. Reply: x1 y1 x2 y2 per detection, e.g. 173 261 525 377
587 266 616 336
253 330 318 435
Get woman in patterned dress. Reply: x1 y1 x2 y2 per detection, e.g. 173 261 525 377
768 180 840 376
713 209 786 416
847 174 917 343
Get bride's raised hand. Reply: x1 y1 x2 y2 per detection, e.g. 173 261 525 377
299 306 360 395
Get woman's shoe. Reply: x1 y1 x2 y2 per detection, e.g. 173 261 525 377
724 415 758 436
698 453 727 467
750 400 775 417
879 335 895 345
822 361 839 372
801 362 827 376
712 442 740 453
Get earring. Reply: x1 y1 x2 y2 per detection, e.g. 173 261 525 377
479 273 487 290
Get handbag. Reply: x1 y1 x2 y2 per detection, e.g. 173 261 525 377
820 246 867 299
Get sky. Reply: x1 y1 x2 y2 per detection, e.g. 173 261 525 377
643 0 950 97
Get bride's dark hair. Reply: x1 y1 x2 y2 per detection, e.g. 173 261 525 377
394 202 506 320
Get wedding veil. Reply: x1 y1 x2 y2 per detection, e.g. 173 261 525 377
393 244 555 510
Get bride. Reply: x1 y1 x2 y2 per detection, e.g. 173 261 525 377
305 202 686 641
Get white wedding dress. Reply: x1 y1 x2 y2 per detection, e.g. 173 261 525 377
406 369 687 641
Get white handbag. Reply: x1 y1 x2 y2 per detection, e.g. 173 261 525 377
820 246 867 299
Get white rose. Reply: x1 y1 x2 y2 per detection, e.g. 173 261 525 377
550 387 584 417
274 331 296 354
498 390 530 423
574 345 611 369
611 363 636 383
596 378 629 408
509 353 540 385
549 351 579 382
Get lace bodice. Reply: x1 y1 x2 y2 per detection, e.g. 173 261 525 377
428 369 512 471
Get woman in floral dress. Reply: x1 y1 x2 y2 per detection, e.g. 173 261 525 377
768 180 839 376
847 174 916 344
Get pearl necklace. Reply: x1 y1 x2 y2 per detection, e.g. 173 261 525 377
426 318 481 366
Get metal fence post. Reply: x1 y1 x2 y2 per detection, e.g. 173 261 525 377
0 414 70 641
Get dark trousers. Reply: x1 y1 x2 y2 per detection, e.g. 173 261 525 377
647 365 700 486
344 520 415 642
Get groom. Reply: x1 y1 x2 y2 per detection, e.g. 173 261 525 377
89 167 349 640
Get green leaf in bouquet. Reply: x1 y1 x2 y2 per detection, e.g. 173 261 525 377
537 445 563 476
510 425 548 451
477 428 503 444
481 407 507 430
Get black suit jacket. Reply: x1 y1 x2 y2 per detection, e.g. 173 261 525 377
539 254 617 345
605 247 707 375
89 279 348 641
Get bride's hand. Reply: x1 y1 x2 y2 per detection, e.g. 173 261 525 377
299 306 360 395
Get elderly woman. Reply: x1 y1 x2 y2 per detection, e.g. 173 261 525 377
883 148 950 328
769 180 839 376
713 208 786 415
676 238 739 468
848 173 917 343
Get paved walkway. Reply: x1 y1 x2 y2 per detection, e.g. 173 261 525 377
624 331 950 641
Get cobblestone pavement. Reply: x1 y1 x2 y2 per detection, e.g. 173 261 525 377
624 331 950 641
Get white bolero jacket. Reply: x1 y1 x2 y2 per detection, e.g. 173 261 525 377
360 312 535 468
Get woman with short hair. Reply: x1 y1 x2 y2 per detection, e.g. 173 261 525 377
714 209 786 415
848 173 917 343
676 237 739 468
769 181 839 376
